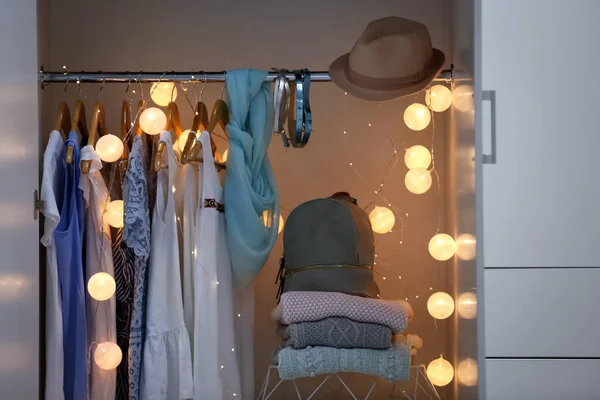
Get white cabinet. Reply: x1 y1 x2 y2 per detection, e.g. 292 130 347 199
485 269 600 357
481 0 600 268
486 359 600 400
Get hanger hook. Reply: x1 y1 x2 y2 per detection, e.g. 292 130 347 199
125 72 131 101
63 75 69 100
137 71 144 101
219 71 227 99
199 71 208 102
97 73 105 101
77 73 83 99
171 72 177 103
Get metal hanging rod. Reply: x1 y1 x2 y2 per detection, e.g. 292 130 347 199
39 68 453 85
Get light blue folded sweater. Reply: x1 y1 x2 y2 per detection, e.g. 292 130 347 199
277 342 411 382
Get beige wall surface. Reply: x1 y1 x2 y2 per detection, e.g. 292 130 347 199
44 1 454 397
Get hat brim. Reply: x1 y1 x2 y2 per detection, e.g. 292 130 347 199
328 48 446 102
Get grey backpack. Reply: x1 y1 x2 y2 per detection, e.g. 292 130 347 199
276 192 379 299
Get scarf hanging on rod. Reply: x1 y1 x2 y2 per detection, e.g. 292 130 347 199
224 68 279 287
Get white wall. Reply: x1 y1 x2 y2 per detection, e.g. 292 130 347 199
44 1 454 398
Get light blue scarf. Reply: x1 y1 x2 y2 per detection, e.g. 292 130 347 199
224 69 279 287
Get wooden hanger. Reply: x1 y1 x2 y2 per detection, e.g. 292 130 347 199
180 101 209 164
81 102 107 174
153 101 185 172
187 100 224 163
119 100 132 174
67 100 89 164
54 101 71 141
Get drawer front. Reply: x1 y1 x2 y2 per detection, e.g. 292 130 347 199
486 359 600 400
485 268 600 357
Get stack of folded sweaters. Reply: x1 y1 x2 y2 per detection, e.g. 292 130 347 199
272 291 421 382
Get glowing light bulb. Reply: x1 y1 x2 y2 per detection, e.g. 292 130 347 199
96 134 124 163
368 206 395 234
452 84 474 113
139 107 167 135
221 149 228 163
403 103 431 131
427 357 454 387
404 145 432 169
150 81 177 107
456 233 477 261
94 342 122 370
105 200 124 228
87 272 116 301
177 129 199 152
457 292 477 319
457 358 478 386
405 168 432 194
427 292 455 319
261 210 284 234
426 85 453 112
429 233 456 261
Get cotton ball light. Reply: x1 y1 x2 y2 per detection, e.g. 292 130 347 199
261 210 284 234
405 168 432 194
221 149 228 163
429 233 456 261
457 292 477 319
178 129 199 152
403 103 431 131
94 342 122 370
427 357 454 387
457 358 478 386
96 134 124 163
427 292 455 319
404 145 432 169
452 84 474 113
139 107 167 135
426 85 452 112
87 272 116 301
105 200 124 228
150 81 177 107
456 233 477 261
368 206 395 234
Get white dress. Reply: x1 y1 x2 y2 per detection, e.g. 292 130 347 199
182 159 201 345
142 132 193 400
40 130 65 400
193 131 242 400
79 146 116 400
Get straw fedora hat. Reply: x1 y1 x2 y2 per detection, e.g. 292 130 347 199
329 16 445 101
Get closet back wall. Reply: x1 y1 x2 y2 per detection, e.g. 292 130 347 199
44 1 453 398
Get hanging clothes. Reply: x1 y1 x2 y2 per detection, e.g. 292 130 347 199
224 69 279 287
41 130 65 400
54 131 87 400
141 132 193 400
182 160 200 344
193 131 242 400
124 135 152 400
111 164 137 400
79 145 117 400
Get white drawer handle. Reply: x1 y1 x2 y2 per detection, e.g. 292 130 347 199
482 90 497 164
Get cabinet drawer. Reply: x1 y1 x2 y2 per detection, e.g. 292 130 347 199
486 359 600 400
485 269 600 357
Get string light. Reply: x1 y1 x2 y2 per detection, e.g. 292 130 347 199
94 342 122 370
426 85 452 112
221 149 229 163
428 233 456 261
403 103 431 131
457 292 477 319
96 134 124 163
261 210 284 234
368 206 395 234
105 200 124 228
427 356 454 387
427 292 455 319
457 358 478 386
87 272 116 301
150 82 177 106
139 107 167 135
456 233 476 261
405 168 432 194
404 145 432 169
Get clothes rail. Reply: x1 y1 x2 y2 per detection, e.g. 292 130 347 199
39 68 454 85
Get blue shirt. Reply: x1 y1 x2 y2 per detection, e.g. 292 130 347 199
54 131 87 400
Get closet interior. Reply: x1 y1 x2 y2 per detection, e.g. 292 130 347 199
34 0 478 399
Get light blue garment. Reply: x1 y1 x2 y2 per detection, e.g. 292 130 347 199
54 131 87 400
224 69 279 287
